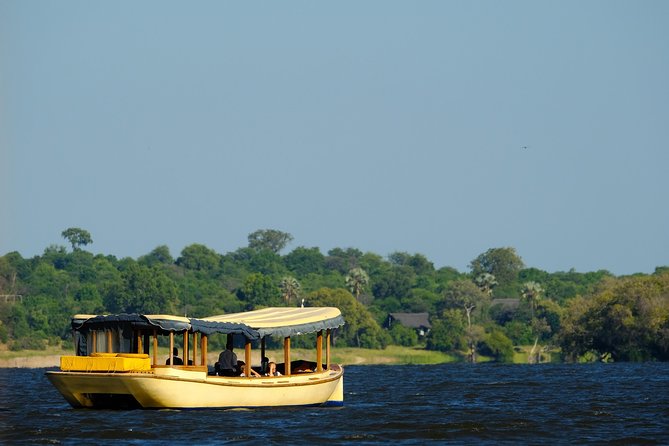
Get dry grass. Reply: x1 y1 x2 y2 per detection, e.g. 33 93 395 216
262 345 457 366
0 343 562 368
0 344 457 368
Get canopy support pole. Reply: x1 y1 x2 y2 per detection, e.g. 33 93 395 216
193 332 198 366
261 337 267 374
284 337 291 376
201 335 208 367
169 332 174 366
316 330 323 372
184 330 189 365
326 329 331 370
152 330 158 366
245 340 252 377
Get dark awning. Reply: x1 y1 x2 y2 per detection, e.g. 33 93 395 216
71 314 191 333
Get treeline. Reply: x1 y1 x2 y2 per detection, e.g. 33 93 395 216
0 228 667 362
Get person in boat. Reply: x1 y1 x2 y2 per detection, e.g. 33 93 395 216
266 361 282 376
237 360 261 377
166 347 184 365
217 341 237 376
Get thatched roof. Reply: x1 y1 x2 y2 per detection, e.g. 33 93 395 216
491 298 520 309
388 312 431 329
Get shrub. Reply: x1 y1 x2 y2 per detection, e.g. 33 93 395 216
478 328 514 362
389 323 419 346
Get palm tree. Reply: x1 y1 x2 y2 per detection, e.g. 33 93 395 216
521 281 544 320
474 273 497 296
345 267 369 301
279 276 301 305
521 281 545 363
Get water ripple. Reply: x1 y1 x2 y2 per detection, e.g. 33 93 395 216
1 363 668 445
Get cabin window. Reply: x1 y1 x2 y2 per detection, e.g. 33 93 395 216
83 327 133 355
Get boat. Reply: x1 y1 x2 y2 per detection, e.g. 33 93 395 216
46 307 345 409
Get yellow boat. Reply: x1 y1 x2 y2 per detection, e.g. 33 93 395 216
46 307 345 409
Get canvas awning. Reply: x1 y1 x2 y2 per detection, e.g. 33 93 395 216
71 307 344 339
71 314 191 333
202 307 345 338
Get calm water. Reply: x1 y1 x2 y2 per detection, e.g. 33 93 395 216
1 363 668 445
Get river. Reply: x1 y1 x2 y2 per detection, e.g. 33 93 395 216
1 363 667 444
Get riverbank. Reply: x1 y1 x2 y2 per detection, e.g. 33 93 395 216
0 343 566 368
0 345 458 368
0 345 66 368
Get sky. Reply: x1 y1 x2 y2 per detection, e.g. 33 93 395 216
2 1 668 276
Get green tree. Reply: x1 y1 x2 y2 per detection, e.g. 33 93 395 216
279 276 301 305
0 256 20 295
105 262 178 314
502 320 535 345
521 281 544 320
388 322 418 347
325 248 363 274
388 252 435 276
426 309 465 352
388 322 419 346
230 247 287 277
470 247 524 291
61 227 93 251
247 229 293 254
74 283 105 314
520 281 546 363
371 265 413 300
345 267 369 301
401 288 441 314
475 273 498 296
284 246 325 277
28 262 73 299
237 273 280 309
479 328 514 362
442 279 490 362
42 245 69 269
559 273 669 362
176 244 220 272
139 245 174 266
306 287 389 348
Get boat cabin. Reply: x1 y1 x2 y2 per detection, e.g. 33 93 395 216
67 307 343 377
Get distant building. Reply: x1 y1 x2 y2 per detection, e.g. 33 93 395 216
490 298 520 309
386 312 432 337
1 294 23 304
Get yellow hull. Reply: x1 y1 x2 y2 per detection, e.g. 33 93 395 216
46 366 344 409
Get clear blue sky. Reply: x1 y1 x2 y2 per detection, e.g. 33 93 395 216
2 1 668 275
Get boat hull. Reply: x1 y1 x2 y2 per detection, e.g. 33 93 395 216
46 366 344 409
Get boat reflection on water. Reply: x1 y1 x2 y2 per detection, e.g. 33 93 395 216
46 307 345 409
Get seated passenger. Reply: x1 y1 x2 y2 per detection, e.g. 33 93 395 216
237 360 261 377
266 361 282 376
166 347 184 365
218 343 237 376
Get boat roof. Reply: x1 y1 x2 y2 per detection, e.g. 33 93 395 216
71 307 344 339
202 307 345 338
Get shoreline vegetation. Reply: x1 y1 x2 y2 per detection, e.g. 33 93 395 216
4 230 666 363
0 344 560 369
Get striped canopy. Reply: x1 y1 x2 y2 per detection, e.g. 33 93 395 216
202 307 345 338
71 307 344 339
